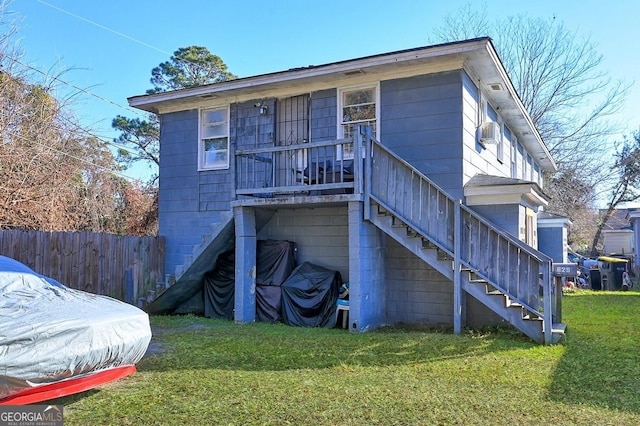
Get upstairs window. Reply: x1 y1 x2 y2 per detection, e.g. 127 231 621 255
199 106 229 170
338 85 378 159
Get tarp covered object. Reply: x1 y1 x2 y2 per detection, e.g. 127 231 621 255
281 262 341 328
203 249 235 320
255 240 297 322
203 240 297 321
0 256 151 403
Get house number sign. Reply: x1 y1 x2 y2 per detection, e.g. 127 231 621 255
552 263 577 277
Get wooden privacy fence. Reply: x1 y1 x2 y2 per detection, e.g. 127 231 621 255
0 230 165 306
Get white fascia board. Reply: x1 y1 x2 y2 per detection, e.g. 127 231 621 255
128 39 490 112
602 229 634 234
538 217 572 228
465 183 549 208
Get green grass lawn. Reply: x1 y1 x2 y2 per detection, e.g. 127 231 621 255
55 290 640 425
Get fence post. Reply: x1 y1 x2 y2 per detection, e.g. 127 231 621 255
124 268 134 304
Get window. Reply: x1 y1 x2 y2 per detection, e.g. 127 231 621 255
199 106 229 170
517 142 525 179
338 85 378 159
485 103 504 161
505 126 518 178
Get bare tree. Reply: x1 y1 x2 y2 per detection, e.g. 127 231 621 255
0 3 157 234
430 4 630 246
590 131 640 256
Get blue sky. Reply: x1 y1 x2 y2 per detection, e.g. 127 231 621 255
6 0 640 180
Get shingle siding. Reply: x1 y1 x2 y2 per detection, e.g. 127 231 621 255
380 71 464 199
311 89 337 140
159 109 233 276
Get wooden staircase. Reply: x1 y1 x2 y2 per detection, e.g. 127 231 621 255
362 131 565 344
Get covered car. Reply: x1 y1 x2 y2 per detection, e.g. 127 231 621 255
0 256 152 405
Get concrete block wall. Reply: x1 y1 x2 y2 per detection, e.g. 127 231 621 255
380 71 464 199
384 237 454 326
159 110 229 276
384 236 502 328
257 206 350 281
348 201 386 331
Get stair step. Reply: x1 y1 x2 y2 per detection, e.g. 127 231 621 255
437 249 451 261
466 275 487 283
522 308 543 321
421 239 437 250
522 314 543 321
201 233 213 246
376 205 390 216
552 323 567 335
391 217 405 228
406 227 419 238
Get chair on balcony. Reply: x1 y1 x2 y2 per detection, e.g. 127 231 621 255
324 159 355 183
297 160 332 185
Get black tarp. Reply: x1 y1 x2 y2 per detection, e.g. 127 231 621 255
203 240 297 321
255 240 297 322
203 249 235 320
281 262 341 328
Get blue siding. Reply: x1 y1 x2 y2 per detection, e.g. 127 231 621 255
467 204 521 237
159 110 234 276
310 89 337 140
538 227 564 263
380 71 464 199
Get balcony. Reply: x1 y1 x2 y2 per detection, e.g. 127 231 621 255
233 137 363 204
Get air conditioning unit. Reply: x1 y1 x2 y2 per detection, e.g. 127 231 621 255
479 121 501 144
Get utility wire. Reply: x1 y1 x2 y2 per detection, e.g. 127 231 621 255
35 0 202 71
5 55 144 116
7 129 143 182
36 0 173 57
5 1 187 179
4 53 155 163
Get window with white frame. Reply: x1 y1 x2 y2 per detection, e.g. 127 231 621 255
338 85 378 159
526 153 533 181
485 103 505 161
505 126 518 178
199 106 229 170
517 142 525 179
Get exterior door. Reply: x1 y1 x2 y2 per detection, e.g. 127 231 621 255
276 94 309 187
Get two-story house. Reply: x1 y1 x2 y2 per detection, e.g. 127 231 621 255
129 37 564 343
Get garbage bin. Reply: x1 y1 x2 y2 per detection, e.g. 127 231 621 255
598 256 629 291
589 269 602 290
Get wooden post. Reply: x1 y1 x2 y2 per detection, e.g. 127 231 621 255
453 200 464 334
554 276 563 324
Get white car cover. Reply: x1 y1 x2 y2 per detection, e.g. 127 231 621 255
0 256 152 401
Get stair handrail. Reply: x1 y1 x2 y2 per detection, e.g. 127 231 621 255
359 127 555 342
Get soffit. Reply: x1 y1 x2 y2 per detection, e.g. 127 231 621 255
128 37 555 170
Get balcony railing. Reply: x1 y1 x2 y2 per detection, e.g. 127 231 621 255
234 138 362 198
